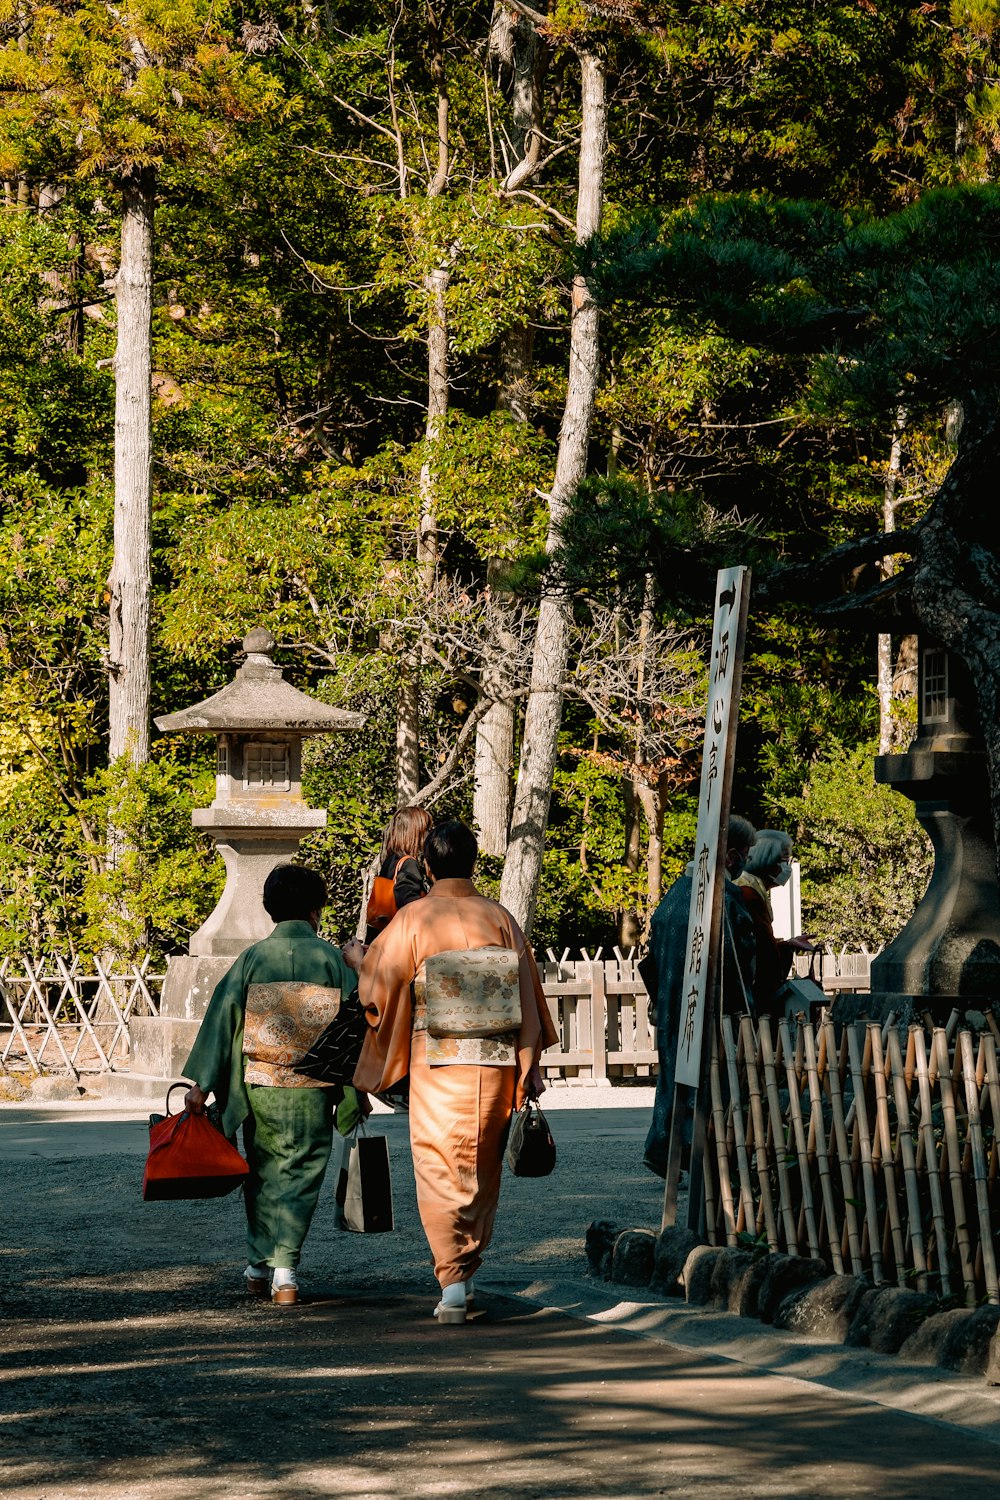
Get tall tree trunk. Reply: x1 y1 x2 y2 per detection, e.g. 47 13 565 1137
418 265 447 589
66 229 85 357
636 771 668 916
877 408 906 754
499 49 606 934
620 577 654 945
473 332 533 849
620 777 642 948
395 11 450 804
472 22 545 851
395 665 421 805
398 272 447 803
473 674 515 855
108 168 154 770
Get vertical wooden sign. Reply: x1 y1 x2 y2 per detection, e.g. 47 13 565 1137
662 565 751 1231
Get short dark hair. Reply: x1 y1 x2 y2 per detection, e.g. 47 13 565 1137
423 819 478 880
262 864 327 922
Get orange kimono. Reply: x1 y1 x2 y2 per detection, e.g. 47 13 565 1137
355 878 558 1287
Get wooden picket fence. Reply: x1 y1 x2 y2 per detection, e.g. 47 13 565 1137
705 1011 1000 1305
538 948 656 1082
0 956 163 1076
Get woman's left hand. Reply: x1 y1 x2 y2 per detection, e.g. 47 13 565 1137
342 937 367 972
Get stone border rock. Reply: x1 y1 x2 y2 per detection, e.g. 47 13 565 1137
0 1071 86 1102
588 1221 1000 1383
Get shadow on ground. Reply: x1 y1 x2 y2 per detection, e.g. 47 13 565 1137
4 1275 1000 1500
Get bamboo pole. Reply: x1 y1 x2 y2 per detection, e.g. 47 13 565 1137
823 1017 864 1277
759 1020 800 1254
886 1026 927 1291
802 1021 842 1271
709 1025 737 1246
742 1017 779 1251
960 1030 999 1305
721 1015 756 1236
912 1027 951 1296
704 1032 728 1242
778 1018 821 1262
935 1028 976 1305
735 1022 765 1239
870 1026 907 1286
982 1034 1000 1217
972 1038 991 1293
847 1025 884 1284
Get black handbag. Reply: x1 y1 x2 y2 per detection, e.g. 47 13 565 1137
505 1099 556 1177
293 993 368 1085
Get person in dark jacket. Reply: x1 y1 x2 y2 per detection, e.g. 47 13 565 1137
642 815 757 1178
364 806 432 942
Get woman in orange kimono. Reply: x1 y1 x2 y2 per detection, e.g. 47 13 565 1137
354 819 558 1323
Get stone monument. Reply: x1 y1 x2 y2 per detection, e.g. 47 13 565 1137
864 638 1000 1021
106 627 364 1097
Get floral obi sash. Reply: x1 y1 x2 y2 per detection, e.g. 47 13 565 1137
243 982 342 1087
412 946 521 1067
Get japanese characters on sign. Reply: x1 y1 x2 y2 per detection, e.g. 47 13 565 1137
674 566 750 1088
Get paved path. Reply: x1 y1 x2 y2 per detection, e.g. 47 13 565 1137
3 1100 999 1499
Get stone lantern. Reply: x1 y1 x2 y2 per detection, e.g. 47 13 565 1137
113 627 365 1095
866 638 1000 1019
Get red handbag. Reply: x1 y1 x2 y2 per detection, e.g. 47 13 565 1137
142 1084 250 1201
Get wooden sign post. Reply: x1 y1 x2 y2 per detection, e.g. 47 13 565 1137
661 565 751 1233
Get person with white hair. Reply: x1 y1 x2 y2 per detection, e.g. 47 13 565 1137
736 829 814 1017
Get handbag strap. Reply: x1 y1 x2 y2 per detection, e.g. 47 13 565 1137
722 904 755 1019
165 1082 189 1116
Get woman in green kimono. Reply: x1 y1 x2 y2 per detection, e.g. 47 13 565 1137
183 864 364 1306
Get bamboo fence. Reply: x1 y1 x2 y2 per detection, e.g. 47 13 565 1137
703 1012 1000 1305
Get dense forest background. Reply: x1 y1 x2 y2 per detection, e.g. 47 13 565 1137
5 0 991 963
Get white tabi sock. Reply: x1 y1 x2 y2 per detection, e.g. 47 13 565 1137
272 1267 298 1290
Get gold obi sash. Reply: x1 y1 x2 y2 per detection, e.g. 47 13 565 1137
412 947 520 1067
242 982 342 1088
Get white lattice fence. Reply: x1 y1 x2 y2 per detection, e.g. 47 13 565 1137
0 957 164 1077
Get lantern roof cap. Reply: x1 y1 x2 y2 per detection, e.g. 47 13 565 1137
154 629 365 735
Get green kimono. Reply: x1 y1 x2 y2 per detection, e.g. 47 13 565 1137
183 920 359 1272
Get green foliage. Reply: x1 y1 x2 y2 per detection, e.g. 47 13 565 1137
556 473 754 609
2 0 985 962
774 741 932 950
77 751 224 960
593 186 1000 418
0 0 282 184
